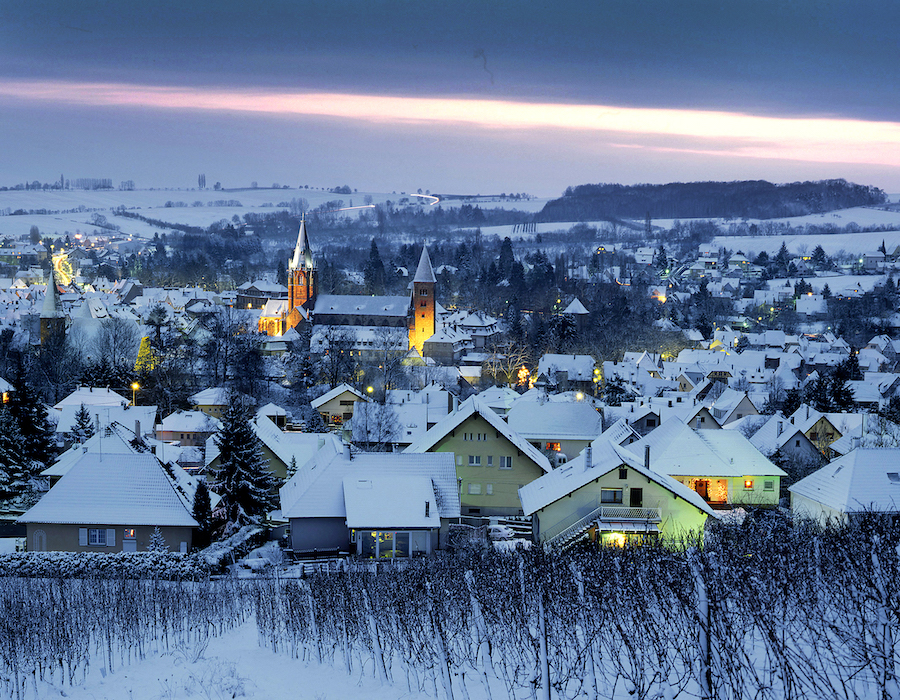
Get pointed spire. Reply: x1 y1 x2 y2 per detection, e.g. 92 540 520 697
413 245 436 283
41 267 62 319
289 217 314 270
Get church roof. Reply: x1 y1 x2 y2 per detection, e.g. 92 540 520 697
41 267 63 319
289 218 314 271
413 246 436 283
314 294 409 318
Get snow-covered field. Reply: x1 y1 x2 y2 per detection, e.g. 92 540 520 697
712 229 900 257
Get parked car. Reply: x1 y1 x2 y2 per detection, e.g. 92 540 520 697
488 524 514 541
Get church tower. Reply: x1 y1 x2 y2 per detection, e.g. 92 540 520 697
286 217 317 330
409 246 436 354
40 267 66 345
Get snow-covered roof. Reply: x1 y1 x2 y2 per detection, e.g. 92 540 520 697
413 246 436 283
310 383 366 409
342 476 441 528
54 387 129 410
626 418 786 478
404 397 552 472
20 452 198 527
518 431 716 518
537 354 596 382
158 410 221 433
56 404 157 434
790 449 900 514
563 298 589 315
506 400 603 441
190 386 254 407
280 443 458 521
313 294 408 317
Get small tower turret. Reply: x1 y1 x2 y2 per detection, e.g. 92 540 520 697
409 246 436 354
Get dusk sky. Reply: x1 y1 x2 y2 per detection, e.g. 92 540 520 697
2 0 899 196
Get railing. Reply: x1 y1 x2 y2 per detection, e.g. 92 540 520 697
542 505 661 545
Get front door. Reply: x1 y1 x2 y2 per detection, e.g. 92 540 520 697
630 488 643 508
695 480 710 501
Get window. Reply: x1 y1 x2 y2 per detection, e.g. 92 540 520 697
700 416 706 423
744 479 754 490
499 456 512 469
810 431 818 441
619 468 628 480
467 483 482 495
456 455 462 466
736 413 743 419
545 442 561 452
123 528 136 539
889 473 900 484
420 288 428 296
601 488 623 504
763 480 775 491
796 439 801 447
89 529 107 546
646 418 657 428
420 300 426 307
486 484 493 495
468 455 481 466
487 456 494 467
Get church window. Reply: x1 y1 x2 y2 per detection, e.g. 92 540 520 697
420 301 426 307
420 288 428 296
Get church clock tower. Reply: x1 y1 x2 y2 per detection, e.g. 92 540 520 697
409 246 436 354
287 217 317 330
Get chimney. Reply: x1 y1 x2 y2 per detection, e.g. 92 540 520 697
806 405 810 420
696 416 701 430
135 420 141 438
776 421 783 437
343 442 352 460
425 501 430 518
644 444 651 470
317 437 325 450
585 443 592 471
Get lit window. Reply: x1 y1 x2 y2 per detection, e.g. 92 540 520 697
468 455 481 466
499 456 512 469
545 442 561 452
467 483 481 495
123 528 136 539
744 479 754 490
601 488 623 504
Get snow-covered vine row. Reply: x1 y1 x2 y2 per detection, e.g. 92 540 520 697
252 516 900 700
0 577 248 700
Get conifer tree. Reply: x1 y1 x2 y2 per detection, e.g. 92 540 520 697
192 480 213 548
210 402 278 528
8 361 54 467
72 403 95 444
0 409 30 501
147 526 168 552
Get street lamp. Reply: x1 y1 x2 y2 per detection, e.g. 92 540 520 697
131 382 140 406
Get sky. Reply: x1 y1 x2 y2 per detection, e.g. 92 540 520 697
1 0 899 197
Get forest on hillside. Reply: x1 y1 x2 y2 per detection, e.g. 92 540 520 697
539 179 887 221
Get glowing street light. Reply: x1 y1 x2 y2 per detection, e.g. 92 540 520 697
131 382 140 406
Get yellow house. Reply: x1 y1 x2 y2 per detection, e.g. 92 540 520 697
404 397 551 516
311 383 368 426
519 437 715 547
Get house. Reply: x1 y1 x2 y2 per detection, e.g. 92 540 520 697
537 354 597 393
205 414 341 480
790 449 900 524
190 387 255 420
311 383 367 426
279 441 459 557
53 386 129 410
705 388 758 426
156 410 221 447
629 419 786 507
506 398 604 460
404 397 551 516
19 452 198 553
726 414 822 469
54 403 157 442
519 430 716 548
787 405 864 456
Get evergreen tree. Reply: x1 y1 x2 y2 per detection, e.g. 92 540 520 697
147 526 169 552
72 403 95 444
192 480 213 548
0 409 30 501
822 283 832 299
210 402 278 528
8 361 54 467
498 237 514 279
364 239 386 295
286 456 298 480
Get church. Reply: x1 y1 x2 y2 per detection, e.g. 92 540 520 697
258 220 437 356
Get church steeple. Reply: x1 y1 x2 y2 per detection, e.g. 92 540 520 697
40 267 66 344
286 217 317 331
409 246 436 355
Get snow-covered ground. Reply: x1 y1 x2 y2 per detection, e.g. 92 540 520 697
712 229 900 257
50 621 417 700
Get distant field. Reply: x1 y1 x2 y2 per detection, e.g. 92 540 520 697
0 188 545 240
